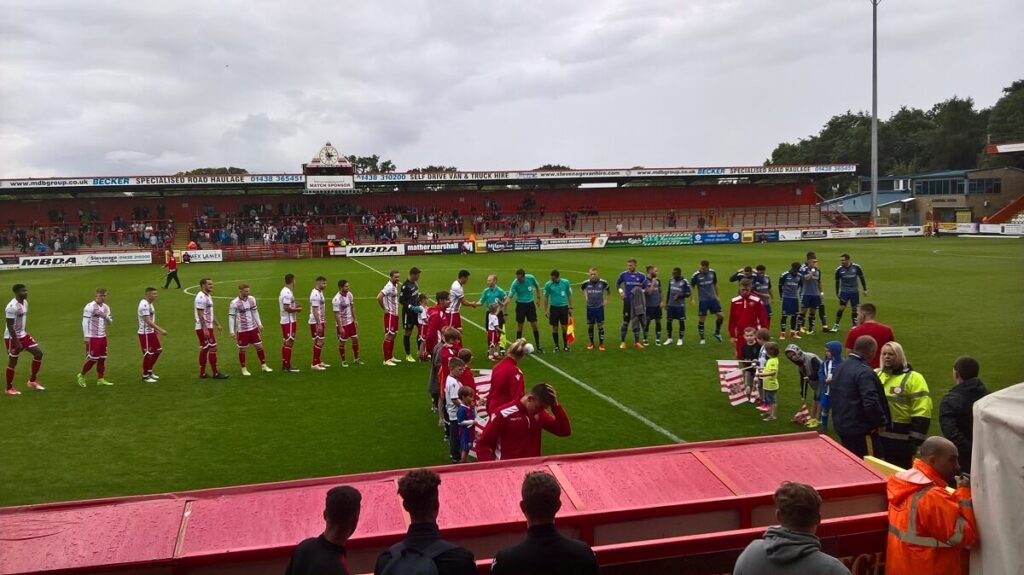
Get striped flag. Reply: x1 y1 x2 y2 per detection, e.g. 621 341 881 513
729 389 749 406
749 384 761 404
717 360 743 393
791 403 811 423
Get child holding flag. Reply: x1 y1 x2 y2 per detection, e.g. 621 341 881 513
757 342 781 422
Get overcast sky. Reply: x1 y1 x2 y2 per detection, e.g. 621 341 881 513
1 0 1020 179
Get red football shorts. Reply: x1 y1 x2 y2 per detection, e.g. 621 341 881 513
488 330 500 347
86 336 108 359
281 322 297 341
236 328 262 347
446 313 463 330
138 332 162 354
383 313 399 335
309 323 325 339
5 334 39 356
337 323 357 341
195 328 217 349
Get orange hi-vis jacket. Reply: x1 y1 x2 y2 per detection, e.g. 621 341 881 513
886 459 977 575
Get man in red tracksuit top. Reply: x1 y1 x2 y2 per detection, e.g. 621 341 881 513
476 383 571 461
728 279 769 359
420 291 451 359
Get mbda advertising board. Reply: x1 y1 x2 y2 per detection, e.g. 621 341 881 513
18 252 152 269
346 244 406 257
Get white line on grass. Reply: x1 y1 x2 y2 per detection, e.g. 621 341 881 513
348 257 685 444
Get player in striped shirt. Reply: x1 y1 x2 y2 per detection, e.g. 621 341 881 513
333 279 362 367
195 278 228 379
4 284 45 394
77 288 114 387
228 283 271 376
378 270 401 366
309 276 330 371
279 274 302 373
137 287 167 384
446 269 479 331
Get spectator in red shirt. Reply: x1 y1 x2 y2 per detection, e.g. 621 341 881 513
162 249 181 289
476 383 571 461
844 303 894 369
728 279 769 359
486 339 529 414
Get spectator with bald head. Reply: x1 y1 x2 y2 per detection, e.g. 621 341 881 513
829 335 890 458
886 437 977 575
734 481 850 574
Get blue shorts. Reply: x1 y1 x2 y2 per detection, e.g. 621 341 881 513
838 291 860 307
666 306 686 321
782 297 799 315
698 299 722 316
764 390 777 405
586 307 605 324
801 294 822 309
646 305 662 320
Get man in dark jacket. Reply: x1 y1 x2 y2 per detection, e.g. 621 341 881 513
286 485 361 575
939 356 989 473
733 481 850 574
491 471 600 574
830 336 890 458
374 469 476 575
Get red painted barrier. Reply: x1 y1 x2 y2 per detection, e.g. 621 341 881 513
0 433 888 575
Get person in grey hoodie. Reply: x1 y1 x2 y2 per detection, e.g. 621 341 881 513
734 482 850 575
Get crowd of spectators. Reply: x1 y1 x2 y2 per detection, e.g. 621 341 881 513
1 206 173 254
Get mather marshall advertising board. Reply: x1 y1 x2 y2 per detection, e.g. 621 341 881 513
18 252 152 269
405 241 474 255
346 244 406 257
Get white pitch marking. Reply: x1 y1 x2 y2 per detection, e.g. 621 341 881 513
348 257 685 444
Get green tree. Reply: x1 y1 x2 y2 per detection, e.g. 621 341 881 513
879 106 934 174
345 154 396 174
981 80 1024 169
407 165 458 173
535 163 572 171
176 167 248 175
924 97 986 170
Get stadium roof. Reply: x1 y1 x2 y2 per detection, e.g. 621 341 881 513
0 163 857 197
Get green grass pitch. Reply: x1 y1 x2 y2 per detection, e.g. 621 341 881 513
0 237 1021 506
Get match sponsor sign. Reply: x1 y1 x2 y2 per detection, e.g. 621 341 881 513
485 239 541 252
304 175 356 194
801 229 830 240
405 241 474 255
177 249 223 263
346 244 406 257
692 232 741 245
18 252 152 269
642 233 693 246
539 237 595 250
603 234 643 248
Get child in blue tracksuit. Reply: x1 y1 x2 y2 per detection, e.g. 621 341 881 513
818 341 844 432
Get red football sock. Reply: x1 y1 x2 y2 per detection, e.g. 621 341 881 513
312 343 322 365
199 348 208 375
256 348 266 364
81 359 96 375
208 350 219 373
5 366 14 390
238 350 247 368
337 343 346 361
30 359 41 381
142 354 152 375
282 346 292 367
149 350 161 373
352 341 360 359
383 339 394 361
96 359 105 378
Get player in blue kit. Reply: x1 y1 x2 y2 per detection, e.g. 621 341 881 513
752 264 773 323
778 262 802 340
664 267 692 346
579 267 610 350
797 254 829 334
642 266 664 345
832 253 867 331
691 260 724 345
615 258 650 349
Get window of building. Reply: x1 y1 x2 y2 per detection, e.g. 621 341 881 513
967 178 1001 194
